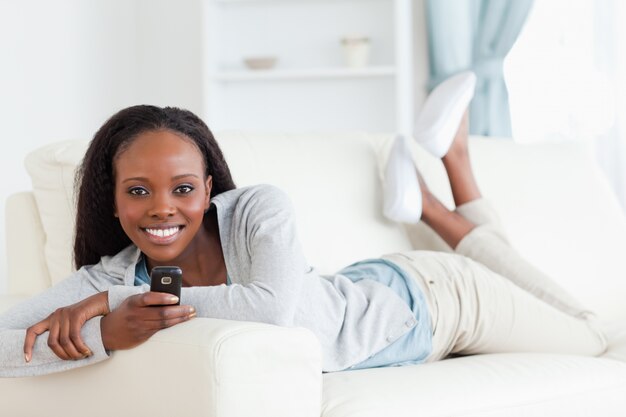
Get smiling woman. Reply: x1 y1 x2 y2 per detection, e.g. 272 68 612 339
14 106 238 363
0 100 610 378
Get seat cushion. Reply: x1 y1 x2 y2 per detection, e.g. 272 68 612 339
322 353 626 417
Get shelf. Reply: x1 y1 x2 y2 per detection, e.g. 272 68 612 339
210 66 396 82
203 0 414 134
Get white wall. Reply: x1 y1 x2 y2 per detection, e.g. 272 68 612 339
0 0 205 294
413 0 429 110
135 0 204 114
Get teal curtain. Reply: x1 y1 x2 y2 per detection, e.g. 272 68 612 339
425 0 534 137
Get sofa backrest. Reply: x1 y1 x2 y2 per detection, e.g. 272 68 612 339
216 132 413 273
12 132 626 321
407 136 626 322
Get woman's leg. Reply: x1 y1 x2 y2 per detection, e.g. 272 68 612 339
384 251 608 361
441 110 482 207
419 110 478 249
419 108 591 318
397 79 607 359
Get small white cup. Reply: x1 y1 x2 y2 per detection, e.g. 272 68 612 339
341 36 370 68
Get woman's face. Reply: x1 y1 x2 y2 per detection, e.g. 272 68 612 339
113 129 212 264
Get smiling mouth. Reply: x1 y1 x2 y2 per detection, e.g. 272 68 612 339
141 226 184 243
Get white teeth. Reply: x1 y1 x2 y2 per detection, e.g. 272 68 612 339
145 227 180 238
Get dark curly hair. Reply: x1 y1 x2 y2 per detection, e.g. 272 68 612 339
73 105 236 269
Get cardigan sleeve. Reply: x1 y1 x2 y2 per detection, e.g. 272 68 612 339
177 185 308 326
0 269 111 377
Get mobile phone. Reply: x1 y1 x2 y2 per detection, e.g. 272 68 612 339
150 266 182 305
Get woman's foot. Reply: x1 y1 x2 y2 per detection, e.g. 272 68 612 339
383 104 481 225
383 135 422 224
414 71 476 158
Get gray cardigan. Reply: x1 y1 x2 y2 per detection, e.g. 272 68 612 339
0 184 416 376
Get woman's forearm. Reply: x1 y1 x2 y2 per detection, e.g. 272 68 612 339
0 318 109 377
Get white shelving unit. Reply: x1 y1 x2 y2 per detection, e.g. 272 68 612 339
202 0 414 135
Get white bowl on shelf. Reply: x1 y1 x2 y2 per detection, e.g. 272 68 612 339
243 56 278 70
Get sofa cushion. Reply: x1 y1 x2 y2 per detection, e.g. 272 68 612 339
24 140 89 285
322 353 626 417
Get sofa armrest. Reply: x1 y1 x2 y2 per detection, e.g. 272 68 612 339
5 191 51 295
0 318 323 417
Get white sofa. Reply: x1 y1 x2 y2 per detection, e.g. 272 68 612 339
2 132 626 417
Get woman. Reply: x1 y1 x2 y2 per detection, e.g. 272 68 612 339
0 74 607 377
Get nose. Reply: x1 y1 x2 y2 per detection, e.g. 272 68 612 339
148 193 176 218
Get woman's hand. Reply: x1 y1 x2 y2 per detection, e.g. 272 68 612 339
23 291 110 362
100 292 196 351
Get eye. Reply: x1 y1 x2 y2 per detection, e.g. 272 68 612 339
174 184 195 194
128 186 149 196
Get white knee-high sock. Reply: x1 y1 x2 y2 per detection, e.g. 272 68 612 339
383 135 422 224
